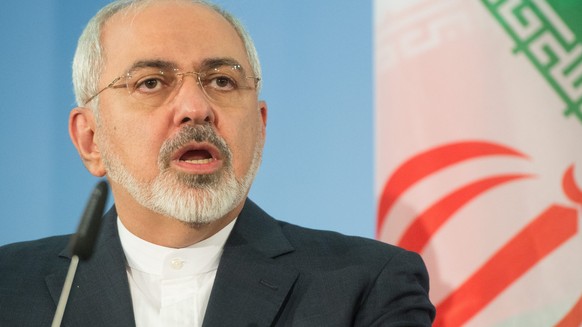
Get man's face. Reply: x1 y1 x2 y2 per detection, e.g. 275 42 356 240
92 1 267 224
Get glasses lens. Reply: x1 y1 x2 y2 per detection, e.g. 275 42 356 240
126 67 177 107
198 65 257 106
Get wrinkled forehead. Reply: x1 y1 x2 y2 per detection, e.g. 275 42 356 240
100 1 251 76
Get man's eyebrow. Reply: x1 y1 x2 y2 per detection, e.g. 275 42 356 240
126 59 177 72
201 57 249 74
124 57 251 74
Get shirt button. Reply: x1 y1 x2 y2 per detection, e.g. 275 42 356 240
170 258 184 270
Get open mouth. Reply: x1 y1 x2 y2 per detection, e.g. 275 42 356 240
171 143 223 173
179 149 214 164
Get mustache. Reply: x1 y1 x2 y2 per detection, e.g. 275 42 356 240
158 124 231 168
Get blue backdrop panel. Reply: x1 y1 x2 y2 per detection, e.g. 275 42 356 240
0 1 374 245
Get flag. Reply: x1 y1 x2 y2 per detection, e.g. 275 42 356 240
374 0 582 326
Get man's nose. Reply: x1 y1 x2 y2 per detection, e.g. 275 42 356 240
171 74 216 126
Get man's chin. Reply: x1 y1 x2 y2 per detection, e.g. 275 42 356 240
179 218 215 230
173 171 223 188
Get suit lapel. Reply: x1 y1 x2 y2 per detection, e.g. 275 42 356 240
45 207 136 327
203 200 299 326
45 200 296 326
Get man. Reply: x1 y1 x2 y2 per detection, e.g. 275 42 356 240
0 0 435 326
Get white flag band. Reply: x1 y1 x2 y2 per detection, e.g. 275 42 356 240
374 0 582 326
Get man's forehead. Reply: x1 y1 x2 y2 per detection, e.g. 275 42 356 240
108 0 217 22
103 1 232 38
100 1 249 74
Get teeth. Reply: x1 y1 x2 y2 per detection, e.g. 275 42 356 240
182 158 214 164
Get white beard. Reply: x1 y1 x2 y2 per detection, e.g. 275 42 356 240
98 124 262 225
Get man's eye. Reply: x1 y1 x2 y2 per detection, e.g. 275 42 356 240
135 77 165 93
206 75 237 91
143 79 159 89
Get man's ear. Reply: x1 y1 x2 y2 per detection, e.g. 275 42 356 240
258 100 268 136
69 107 106 177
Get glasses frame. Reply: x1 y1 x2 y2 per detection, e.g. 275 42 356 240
84 65 261 107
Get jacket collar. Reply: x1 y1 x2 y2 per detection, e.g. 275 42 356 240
45 206 136 327
203 199 299 326
45 199 298 326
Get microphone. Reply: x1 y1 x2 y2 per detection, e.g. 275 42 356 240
51 180 109 327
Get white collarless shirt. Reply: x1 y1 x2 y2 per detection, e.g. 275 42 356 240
117 217 236 327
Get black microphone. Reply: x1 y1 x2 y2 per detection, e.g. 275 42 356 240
67 180 108 259
51 180 109 327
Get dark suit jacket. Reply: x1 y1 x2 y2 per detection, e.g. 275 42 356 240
0 199 435 326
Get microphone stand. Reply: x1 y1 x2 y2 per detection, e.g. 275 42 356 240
51 180 109 327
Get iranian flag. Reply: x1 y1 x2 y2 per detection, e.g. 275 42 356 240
374 0 582 326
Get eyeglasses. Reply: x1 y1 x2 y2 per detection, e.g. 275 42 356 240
84 63 260 107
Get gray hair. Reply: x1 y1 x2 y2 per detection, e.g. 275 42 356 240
72 0 262 112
